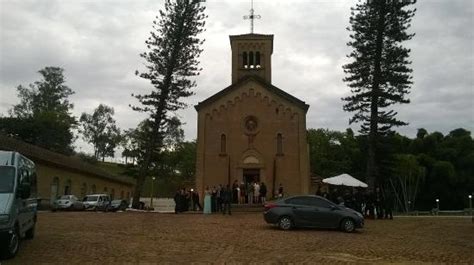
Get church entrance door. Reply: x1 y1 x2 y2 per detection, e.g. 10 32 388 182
243 168 260 183
243 168 260 204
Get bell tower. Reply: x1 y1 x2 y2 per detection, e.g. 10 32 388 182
230 0 272 84
230 34 273 84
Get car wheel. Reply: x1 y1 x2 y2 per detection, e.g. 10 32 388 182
278 216 293 230
341 218 355 233
0 224 20 259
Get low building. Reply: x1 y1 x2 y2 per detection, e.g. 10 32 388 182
0 135 135 208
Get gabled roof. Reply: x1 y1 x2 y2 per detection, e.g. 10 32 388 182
0 134 135 186
195 75 310 113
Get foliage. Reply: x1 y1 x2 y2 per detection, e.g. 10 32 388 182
307 128 362 179
79 104 121 161
4 67 76 154
76 152 98 164
308 127 474 210
130 0 206 208
389 154 425 212
342 0 416 189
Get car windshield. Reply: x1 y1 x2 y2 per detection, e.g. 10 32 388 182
86 196 98 201
0 166 16 193
60 195 71 200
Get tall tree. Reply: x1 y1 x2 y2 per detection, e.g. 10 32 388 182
79 104 121 161
6 66 76 154
342 0 416 190
130 0 206 208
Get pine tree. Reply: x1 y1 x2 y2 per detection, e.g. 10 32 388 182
130 0 206 208
342 0 416 190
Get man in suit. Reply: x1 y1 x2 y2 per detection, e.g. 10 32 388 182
222 184 232 215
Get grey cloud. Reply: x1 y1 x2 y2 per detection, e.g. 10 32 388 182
0 0 472 154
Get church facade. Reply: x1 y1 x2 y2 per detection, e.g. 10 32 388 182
195 34 310 199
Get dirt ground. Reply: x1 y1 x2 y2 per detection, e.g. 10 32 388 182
4 211 474 264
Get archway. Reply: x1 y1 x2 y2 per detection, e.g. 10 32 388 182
50 177 60 204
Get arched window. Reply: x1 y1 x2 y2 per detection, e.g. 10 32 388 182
256 51 261 66
64 179 72 195
249 51 254 67
277 133 283 155
243 51 248 67
220 134 227 154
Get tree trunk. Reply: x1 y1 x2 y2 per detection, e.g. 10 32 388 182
366 1 386 192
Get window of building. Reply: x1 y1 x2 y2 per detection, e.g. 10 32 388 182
256 51 261 66
104 187 108 194
220 134 227 154
91 184 96 194
277 133 283 155
243 51 248 68
50 177 60 203
111 189 115 200
121 190 124 199
64 179 72 195
249 51 254 67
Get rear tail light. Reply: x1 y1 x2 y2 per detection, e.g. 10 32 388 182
264 203 278 211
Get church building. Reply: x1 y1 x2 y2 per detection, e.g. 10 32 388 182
195 33 310 199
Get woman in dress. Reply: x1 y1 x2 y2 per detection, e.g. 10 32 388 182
203 186 212 214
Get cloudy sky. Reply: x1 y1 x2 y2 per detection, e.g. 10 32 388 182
1 0 473 154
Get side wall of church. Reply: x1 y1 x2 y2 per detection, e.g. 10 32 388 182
196 80 310 199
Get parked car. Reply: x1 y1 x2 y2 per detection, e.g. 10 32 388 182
263 195 364 232
108 200 128 212
52 195 84 211
82 194 110 210
0 151 37 259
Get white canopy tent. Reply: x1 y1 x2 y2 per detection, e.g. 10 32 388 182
322 173 368 188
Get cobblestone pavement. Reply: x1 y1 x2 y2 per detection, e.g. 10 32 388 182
3 211 474 264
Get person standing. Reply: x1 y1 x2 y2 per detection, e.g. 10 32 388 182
232 180 239 204
174 189 181 214
203 186 212 214
192 189 202 211
247 181 254 204
375 187 384 219
253 181 260 203
211 186 217 212
216 184 223 212
278 183 284 198
222 184 232 215
384 191 394 220
260 182 267 204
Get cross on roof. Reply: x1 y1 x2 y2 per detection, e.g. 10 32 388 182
243 0 261 34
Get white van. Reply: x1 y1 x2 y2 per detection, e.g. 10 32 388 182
0 151 37 259
82 194 110 210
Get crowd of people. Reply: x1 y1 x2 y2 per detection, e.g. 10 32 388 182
316 186 393 219
175 182 395 219
173 181 284 215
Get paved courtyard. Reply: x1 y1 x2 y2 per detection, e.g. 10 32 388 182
4 211 474 264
